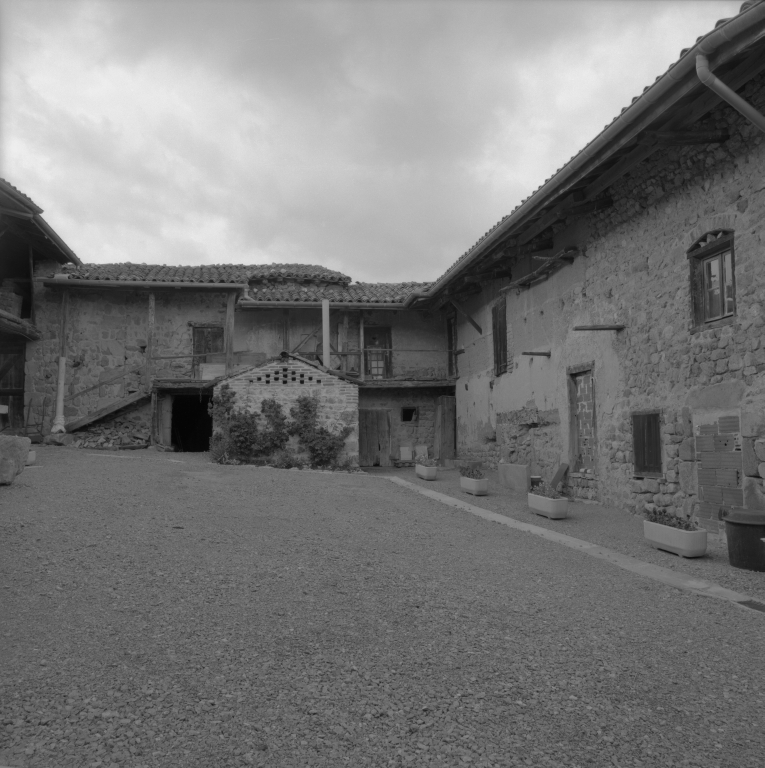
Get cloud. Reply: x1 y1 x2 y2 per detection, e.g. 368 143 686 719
2 0 742 282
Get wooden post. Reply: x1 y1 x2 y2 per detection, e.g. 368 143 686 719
340 312 348 372
225 291 236 376
321 298 330 369
359 310 365 382
145 292 155 392
28 246 35 325
51 291 69 433
282 309 290 352
150 390 157 446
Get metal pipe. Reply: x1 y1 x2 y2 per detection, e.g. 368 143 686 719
696 54 765 134
238 300 408 310
51 291 68 433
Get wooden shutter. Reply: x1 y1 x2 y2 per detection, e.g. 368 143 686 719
633 413 661 474
492 298 507 376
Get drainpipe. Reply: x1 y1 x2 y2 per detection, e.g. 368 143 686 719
696 54 765 134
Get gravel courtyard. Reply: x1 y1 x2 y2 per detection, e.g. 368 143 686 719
2 448 764 768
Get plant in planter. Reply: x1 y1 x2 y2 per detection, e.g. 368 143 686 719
459 466 488 496
415 456 438 480
643 508 707 558
527 481 569 519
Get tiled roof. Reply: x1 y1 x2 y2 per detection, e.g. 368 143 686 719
0 177 43 214
59 262 351 284
430 0 763 289
244 281 431 304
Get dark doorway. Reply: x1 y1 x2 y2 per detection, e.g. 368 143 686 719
171 394 212 452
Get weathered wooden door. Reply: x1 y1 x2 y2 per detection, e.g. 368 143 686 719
434 395 456 464
359 409 391 467
0 337 25 431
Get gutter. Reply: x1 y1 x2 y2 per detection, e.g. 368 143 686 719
696 54 765 133
422 1 765 301
43 277 247 291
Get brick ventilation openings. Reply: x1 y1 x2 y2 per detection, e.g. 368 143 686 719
248 367 322 386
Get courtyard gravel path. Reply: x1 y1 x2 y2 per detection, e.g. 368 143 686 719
2 448 764 768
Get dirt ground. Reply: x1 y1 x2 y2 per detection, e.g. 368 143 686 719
1 447 764 768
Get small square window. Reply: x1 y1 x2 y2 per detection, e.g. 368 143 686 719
401 407 418 422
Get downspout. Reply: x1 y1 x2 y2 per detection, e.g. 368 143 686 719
696 54 765 134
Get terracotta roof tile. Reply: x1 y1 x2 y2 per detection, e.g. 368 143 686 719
245 281 431 305
59 262 352 285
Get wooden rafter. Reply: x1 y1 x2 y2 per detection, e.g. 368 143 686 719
450 299 482 334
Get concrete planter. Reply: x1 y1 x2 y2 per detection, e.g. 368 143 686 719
460 476 488 496
528 492 569 519
415 464 438 481
643 520 707 558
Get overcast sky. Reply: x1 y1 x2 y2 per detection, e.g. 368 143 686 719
2 0 742 283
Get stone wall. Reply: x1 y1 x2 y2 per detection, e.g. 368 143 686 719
453 73 765 524
219 358 359 465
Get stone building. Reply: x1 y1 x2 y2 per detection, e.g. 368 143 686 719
403 1 765 532
14 260 455 465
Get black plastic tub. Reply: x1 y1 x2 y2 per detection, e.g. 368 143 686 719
723 510 765 572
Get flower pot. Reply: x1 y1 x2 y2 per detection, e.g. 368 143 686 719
416 464 437 480
643 520 707 558
527 492 569 519
460 476 488 496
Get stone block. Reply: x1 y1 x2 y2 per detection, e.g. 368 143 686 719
741 407 765 437
743 438 760 477
743 476 765 510
679 462 697 495
498 462 530 491
679 437 695 461
0 435 31 485
755 440 765 462
642 478 660 494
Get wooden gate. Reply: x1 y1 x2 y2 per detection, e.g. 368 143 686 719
434 395 456 464
359 409 391 467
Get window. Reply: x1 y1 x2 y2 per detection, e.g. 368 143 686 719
492 297 507 376
401 407 418 422
364 327 392 379
632 412 662 476
688 231 735 328
192 325 224 377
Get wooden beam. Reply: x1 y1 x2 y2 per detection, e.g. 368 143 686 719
359 311 365 382
518 194 577 245
450 299 482 335
321 298 330 368
144 292 155 391
521 351 551 357
28 245 35 325
573 325 625 331
224 291 236 376
340 312 348 372
282 309 290 352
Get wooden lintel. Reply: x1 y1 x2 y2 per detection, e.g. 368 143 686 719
521 351 551 357
573 325 625 331
450 299 482 334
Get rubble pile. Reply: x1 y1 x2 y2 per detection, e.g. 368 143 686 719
71 415 151 450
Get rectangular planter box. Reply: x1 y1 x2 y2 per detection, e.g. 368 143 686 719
416 464 437 480
528 492 569 519
460 476 488 496
643 520 707 558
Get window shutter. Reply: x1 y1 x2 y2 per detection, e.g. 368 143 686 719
492 299 507 376
633 413 661 474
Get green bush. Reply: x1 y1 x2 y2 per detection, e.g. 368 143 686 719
290 395 352 468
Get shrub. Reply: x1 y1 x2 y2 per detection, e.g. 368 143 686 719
460 466 485 479
290 395 352 468
531 481 562 499
645 508 698 531
417 457 437 467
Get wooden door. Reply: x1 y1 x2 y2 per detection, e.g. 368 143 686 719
0 337 25 431
434 395 456 464
363 327 391 380
158 394 173 446
359 409 391 467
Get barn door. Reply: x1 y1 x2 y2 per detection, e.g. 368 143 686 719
359 409 391 467
434 395 456 464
